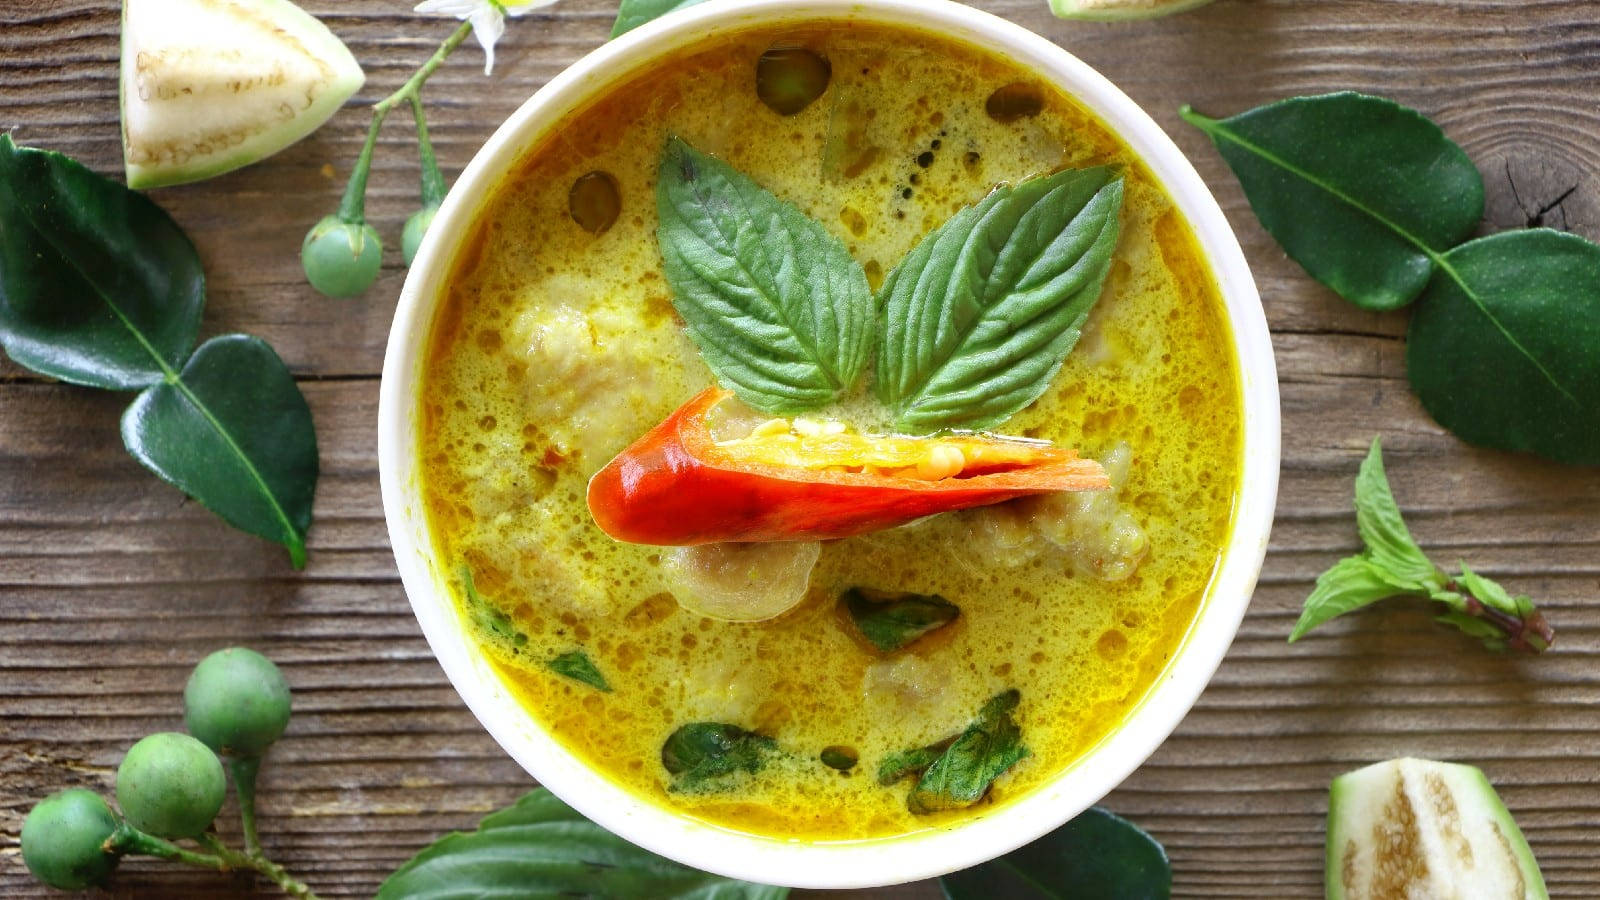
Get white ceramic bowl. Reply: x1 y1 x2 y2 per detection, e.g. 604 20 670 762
380 0 1279 888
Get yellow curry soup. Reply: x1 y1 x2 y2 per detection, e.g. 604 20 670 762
419 21 1241 840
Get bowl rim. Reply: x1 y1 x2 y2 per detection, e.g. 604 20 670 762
378 0 1280 888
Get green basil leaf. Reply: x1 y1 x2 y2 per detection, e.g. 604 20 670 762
376 788 787 899
0 134 204 389
611 0 708 36
1288 555 1410 642
843 588 959 652
906 689 1029 814
940 806 1171 900
874 167 1123 433
877 742 950 786
1454 563 1523 618
459 566 528 648
1353 437 1441 591
1180 93 1483 311
548 650 611 692
1434 610 1506 643
1406 229 1600 465
656 137 874 415
661 723 776 791
121 335 317 568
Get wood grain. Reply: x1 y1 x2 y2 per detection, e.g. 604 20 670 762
5 0 1600 896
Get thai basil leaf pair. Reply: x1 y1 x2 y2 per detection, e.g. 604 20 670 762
1290 437 1552 652
0 136 317 566
1184 92 1600 465
656 137 1124 433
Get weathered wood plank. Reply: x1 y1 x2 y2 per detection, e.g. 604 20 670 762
5 0 1600 897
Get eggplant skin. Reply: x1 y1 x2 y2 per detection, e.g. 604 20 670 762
1048 0 1216 22
1326 757 1547 900
121 0 365 189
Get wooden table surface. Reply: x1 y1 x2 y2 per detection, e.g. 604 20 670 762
5 0 1599 896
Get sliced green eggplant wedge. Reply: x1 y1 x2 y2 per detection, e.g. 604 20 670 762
1049 0 1216 21
121 0 365 189
1328 758 1547 900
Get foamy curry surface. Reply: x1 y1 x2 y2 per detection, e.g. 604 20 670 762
418 21 1242 840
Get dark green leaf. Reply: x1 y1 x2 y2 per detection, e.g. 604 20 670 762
548 651 610 692
877 743 949 786
843 588 959 652
1287 555 1409 642
376 788 787 899
874 167 1123 433
940 806 1170 900
0 134 204 389
1353 437 1441 591
661 723 776 790
656 137 874 415
611 0 709 37
459 566 528 647
906 690 1029 814
819 746 857 772
121 335 316 568
1180 93 1483 311
1406 229 1600 465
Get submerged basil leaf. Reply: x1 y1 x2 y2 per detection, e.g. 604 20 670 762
874 167 1123 433
661 723 777 790
1180 92 1483 311
610 0 708 36
877 742 950 786
122 335 317 568
1406 230 1600 465
656 137 875 415
880 690 1029 814
940 806 1171 900
908 689 1029 814
0 134 204 390
376 788 787 899
548 650 611 692
459 566 528 647
843 588 959 652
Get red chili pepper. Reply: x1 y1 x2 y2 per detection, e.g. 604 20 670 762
587 388 1109 545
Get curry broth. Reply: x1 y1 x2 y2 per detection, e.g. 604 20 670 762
418 21 1242 840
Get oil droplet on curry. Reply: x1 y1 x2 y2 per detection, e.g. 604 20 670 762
418 21 1241 840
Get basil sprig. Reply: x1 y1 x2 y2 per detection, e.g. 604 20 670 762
657 137 875 414
1183 92 1600 465
655 138 1125 432
0 137 317 566
376 788 787 899
875 167 1123 432
1289 437 1553 652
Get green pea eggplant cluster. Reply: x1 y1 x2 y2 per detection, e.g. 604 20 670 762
19 649 316 898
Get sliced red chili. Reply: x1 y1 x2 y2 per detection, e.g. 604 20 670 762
586 388 1109 545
